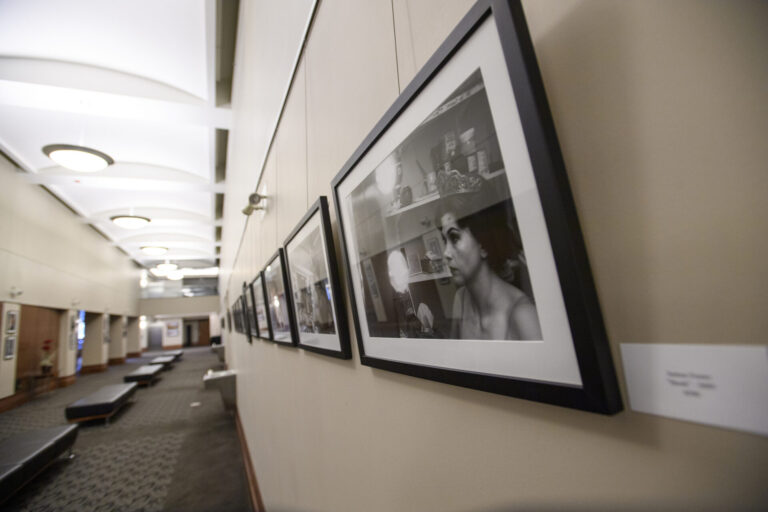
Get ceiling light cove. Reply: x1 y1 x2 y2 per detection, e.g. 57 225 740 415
42 144 114 172
141 246 168 256
167 270 184 281
111 215 151 229
156 262 178 272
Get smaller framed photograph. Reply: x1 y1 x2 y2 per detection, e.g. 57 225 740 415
166 321 180 338
251 274 271 340
241 283 253 344
232 301 242 333
284 196 351 359
5 310 17 334
263 249 298 346
226 308 232 332
4 335 15 360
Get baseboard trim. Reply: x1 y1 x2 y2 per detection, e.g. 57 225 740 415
0 392 28 413
80 363 107 374
108 357 126 365
163 345 183 350
126 351 141 358
58 375 76 387
235 409 265 512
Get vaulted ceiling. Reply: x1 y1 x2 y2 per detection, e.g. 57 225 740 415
0 0 239 274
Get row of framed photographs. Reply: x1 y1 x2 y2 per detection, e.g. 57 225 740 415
227 0 622 414
230 197 351 359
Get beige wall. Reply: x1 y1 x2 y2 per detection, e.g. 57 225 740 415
57 309 77 378
126 316 140 354
222 1 768 510
138 295 220 317
0 156 140 316
108 314 126 360
82 313 107 367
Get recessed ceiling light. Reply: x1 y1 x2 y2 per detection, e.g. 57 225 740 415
141 246 168 256
42 144 114 172
111 215 150 229
156 262 178 272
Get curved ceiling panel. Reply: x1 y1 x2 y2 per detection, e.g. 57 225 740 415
0 0 208 99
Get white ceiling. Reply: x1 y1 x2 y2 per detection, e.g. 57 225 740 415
0 0 236 270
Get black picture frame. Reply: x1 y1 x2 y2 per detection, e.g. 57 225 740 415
283 196 352 359
226 308 232 333
263 249 298 346
252 272 273 340
331 0 621 414
241 283 253 344
245 279 260 339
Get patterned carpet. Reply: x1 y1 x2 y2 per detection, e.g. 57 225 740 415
1 347 251 512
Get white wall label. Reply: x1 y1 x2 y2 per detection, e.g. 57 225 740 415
620 343 768 437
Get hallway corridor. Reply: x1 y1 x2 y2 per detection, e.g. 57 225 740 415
0 347 251 511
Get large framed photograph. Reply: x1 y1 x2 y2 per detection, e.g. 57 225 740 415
263 250 298 346
252 272 272 340
331 0 621 413
283 197 351 359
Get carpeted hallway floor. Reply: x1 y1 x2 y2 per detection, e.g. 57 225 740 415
0 347 251 512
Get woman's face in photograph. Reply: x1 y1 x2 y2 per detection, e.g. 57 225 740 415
441 212 484 286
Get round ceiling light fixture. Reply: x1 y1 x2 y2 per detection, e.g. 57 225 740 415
156 262 178 272
167 269 184 281
42 144 114 172
111 215 150 229
141 246 168 256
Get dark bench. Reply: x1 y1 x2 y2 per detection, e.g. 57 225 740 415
149 355 175 370
65 383 137 423
166 349 183 361
0 424 79 503
124 365 163 386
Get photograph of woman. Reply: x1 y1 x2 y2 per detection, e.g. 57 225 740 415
438 191 541 340
346 68 542 342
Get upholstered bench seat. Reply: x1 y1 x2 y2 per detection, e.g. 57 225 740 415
124 365 163 386
166 349 183 361
0 424 79 503
149 355 175 370
65 383 137 423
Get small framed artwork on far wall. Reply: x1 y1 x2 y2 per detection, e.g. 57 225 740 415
5 309 17 334
251 273 272 341
283 196 351 359
4 335 15 360
263 249 298 346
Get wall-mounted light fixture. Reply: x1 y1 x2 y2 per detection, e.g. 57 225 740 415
9 286 23 299
43 144 114 172
242 192 267 216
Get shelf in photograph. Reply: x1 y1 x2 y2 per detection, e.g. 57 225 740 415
408 270 451 284
385 191 440 217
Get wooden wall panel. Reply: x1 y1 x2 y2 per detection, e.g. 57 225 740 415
17 305 61 379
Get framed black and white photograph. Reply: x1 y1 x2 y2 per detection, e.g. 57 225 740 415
4 335 15 360
331 0 621 413
226 308 232 333
263 250 298 346
232 301 242 334
283 196 351 359
241 283 253 344
245 280 260 339
5 309 17 334
252 272 272 340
